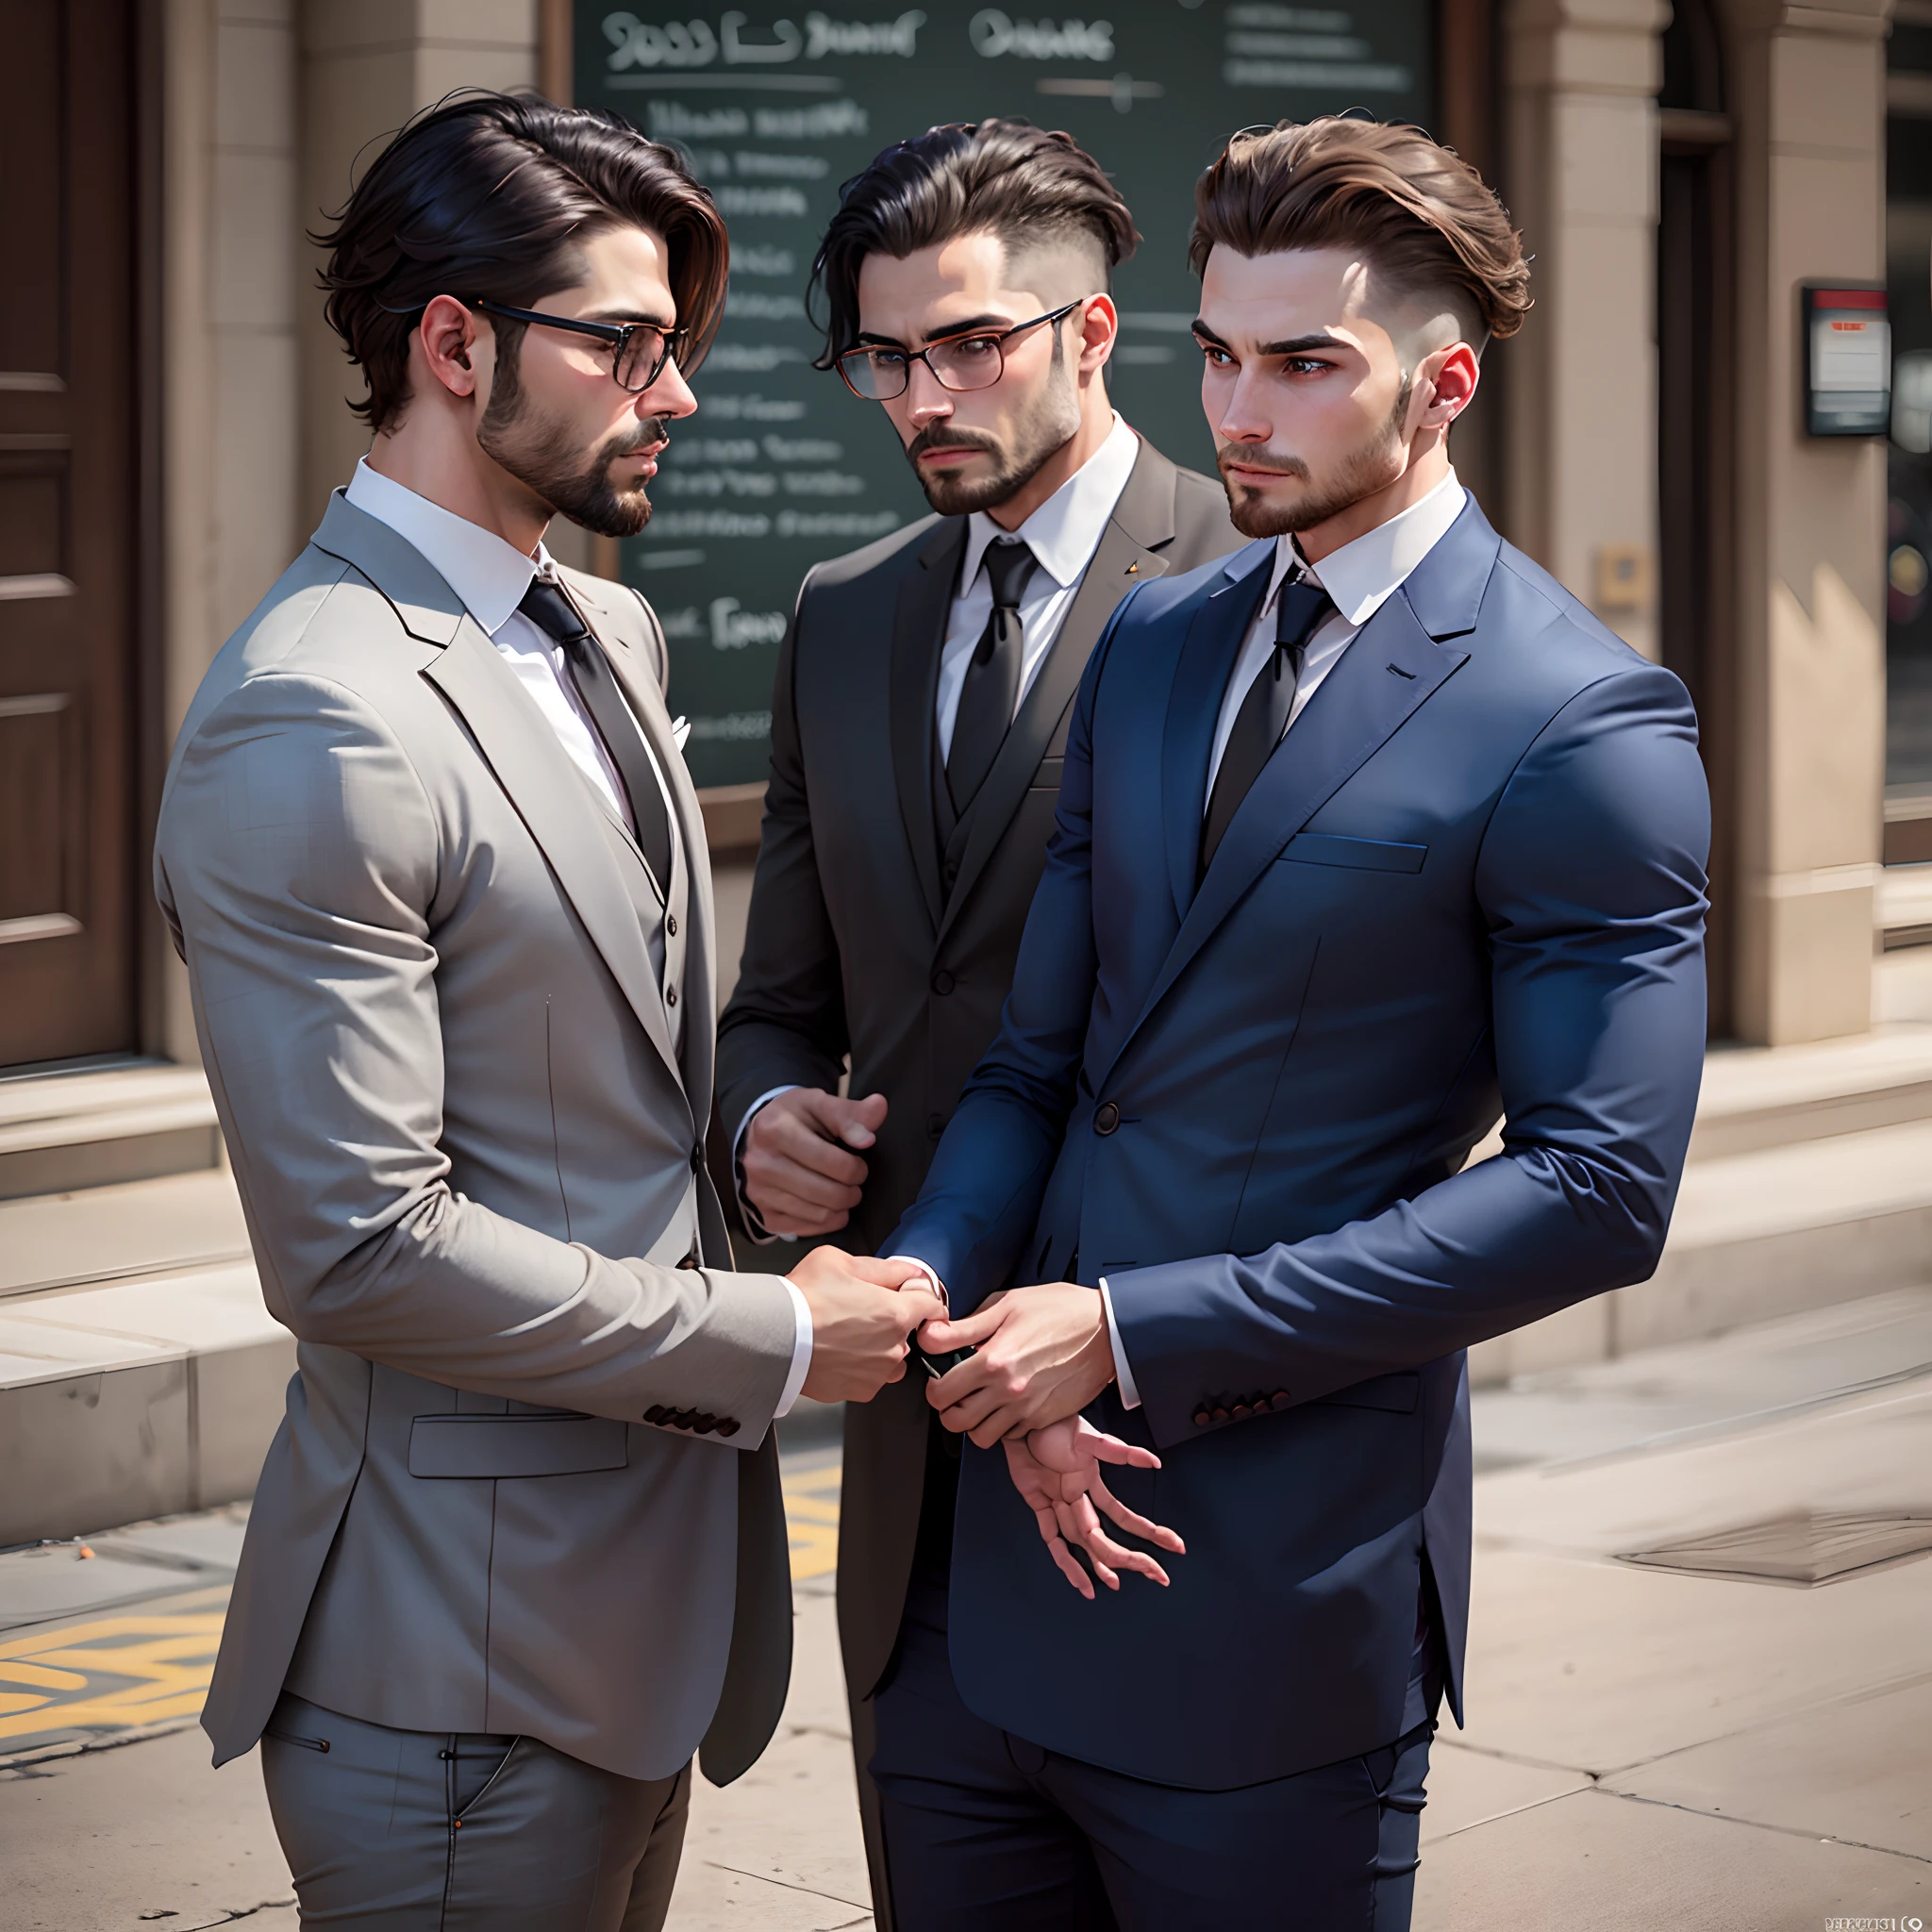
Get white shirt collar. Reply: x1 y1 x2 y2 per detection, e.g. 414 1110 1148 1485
345 458 555 636
958 412 1141 595
1265 469 1467 628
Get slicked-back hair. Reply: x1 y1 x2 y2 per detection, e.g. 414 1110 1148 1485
318 91 729 433
808 118 1140 371
1191 118 1531 344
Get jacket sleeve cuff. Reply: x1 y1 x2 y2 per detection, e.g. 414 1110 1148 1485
1098 1277 1141 1409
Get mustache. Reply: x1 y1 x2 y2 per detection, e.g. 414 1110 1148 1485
1216 445 1310 483
907 425 1001 461
605 417 672 458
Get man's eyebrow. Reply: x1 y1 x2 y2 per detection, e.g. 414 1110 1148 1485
919 313 1012 343
1190 321 1351 358
579 307 676 329
1259 331 1349 357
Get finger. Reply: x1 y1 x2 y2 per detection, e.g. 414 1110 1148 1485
930 1383 1003 1437
1081 1429 1161 1471
1064 1500 1170 1587
1087 1474 1187 1555
918 1303 1008 1352
801 1089 887 1149
1055 1502 1123 1590
745 1149 865 1209
764 1122 871 1187
926 1353 997 1413
744 1189 848 1238
840 1254 933 1291
1035 1508 1096 1598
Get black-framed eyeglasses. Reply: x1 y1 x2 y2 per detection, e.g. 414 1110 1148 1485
472 297 691 393
834 300 1084 402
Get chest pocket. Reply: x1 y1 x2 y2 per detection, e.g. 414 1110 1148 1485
1028 756 1065 794
1277 832 1426 874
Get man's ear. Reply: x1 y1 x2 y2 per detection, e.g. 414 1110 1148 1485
1076 293 1119 378
416 294 488 403
1413 339 1480 432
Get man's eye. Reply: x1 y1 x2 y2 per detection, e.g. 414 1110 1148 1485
1197 342 1232 367
952 336 1000 358
1284 358 1330 375
869 349 908 369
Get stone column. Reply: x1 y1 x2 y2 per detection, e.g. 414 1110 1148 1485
1718 0 1890 1044
1501 0 1669 662
296 2 541 527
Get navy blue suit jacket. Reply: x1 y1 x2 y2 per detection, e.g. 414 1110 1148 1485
886 498 1710 1790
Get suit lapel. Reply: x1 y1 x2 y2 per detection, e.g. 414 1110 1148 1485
890 519 964 934
936 444 1183 944
1160 541 1274 923
1126 592 1467 1063
424 617 686 1092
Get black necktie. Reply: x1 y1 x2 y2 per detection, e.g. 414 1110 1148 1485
947 538 1037 810
518 576 675 895
1200 575 1335 874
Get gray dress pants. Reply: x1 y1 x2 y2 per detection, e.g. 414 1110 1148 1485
259 1692 691 1929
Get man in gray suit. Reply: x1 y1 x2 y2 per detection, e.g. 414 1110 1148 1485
155 95 938 1929
713 119 1241 1923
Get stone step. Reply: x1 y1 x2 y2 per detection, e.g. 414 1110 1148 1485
0 1062 224 1201
0 1259 292 1548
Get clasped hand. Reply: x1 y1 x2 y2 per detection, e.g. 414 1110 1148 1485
921 1282 1186 1597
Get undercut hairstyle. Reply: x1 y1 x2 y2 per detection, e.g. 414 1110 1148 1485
1190 118 1531 346
808 118 1141 370
318 91 729 434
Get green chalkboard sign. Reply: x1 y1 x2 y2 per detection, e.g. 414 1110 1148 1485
575 4 1433 787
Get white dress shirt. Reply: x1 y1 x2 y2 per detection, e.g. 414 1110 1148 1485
734 415 1143 1233
344 458 814 1418
1099 470 1469 1409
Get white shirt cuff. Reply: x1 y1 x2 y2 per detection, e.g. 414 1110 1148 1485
1098 1277 1141 1410
732 1085 803 1242
773 1278 813 1418
887 1256 947 1308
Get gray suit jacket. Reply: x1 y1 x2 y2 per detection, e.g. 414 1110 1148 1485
157 493 798 1787
715 436 1241 1700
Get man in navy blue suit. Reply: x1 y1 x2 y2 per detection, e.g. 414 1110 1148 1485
876 117 1711 1928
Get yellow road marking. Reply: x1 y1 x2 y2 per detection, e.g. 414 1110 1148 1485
784 1462 842 1581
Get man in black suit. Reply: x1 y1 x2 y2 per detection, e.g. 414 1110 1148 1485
714 119 1241 1921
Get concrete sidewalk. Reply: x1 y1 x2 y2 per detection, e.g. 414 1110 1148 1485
4 1294 1929 1929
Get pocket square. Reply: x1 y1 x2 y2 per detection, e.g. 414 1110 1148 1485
672 715 691 752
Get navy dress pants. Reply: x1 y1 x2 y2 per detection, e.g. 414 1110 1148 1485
870 1574 1430 1932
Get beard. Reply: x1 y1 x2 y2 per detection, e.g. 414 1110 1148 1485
903 338 1082 516
477 341 665 540
1217 376 1412 540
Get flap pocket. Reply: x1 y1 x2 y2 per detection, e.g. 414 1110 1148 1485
1311 1371 1421 1415
1278 833 1427 874
408 1412 630 1480
1028 756 1065 791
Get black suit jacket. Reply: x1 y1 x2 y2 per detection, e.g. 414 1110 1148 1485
716 433 1241 1695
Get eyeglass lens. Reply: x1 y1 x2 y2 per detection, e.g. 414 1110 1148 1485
843 333 1008 402
614 328 672 392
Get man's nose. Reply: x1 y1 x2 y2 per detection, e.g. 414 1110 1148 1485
1215 370 1274 446
905 359 954 427
642 358 698 420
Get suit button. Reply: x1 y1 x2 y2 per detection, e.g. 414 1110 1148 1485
715 1418 740 1438
1272 1390 1291 1409
692 1414 716 1434
926 1113 946 1141
644 1405 669 1425
1193 1408 1212 1428
667 914 677 937
1231 1403 1251 1419
1211 1407 1230 1424
673 1408 698 1429
1093 1102 1120 1135
691 1142 704 1171
930 969 956 995
666 986 677 1008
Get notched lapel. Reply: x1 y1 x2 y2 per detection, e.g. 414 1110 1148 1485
890 520 963 933
423 619 685 1091
1131 592 1468 1058
1160 544 1273 922
308 491 467 647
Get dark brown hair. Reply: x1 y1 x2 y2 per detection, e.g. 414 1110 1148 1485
317 92 729 433
808 118 1140 370
1191 118 1531 343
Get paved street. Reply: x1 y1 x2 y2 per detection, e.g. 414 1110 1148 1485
3 1298 1929 1930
